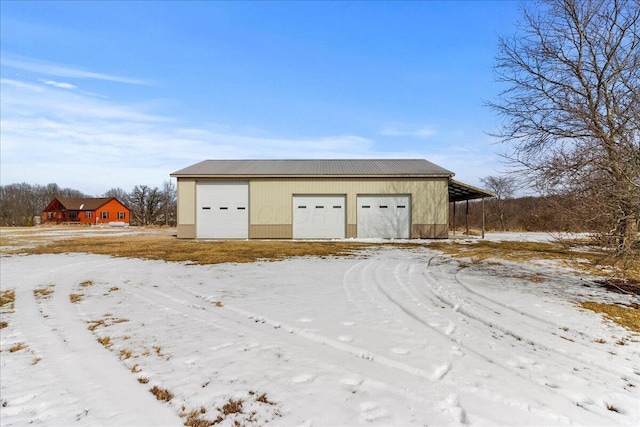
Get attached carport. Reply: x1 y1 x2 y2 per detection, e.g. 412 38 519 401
449 179 496 238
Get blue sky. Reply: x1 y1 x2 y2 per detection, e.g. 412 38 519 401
1 1 522 196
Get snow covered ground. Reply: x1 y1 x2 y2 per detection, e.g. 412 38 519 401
1 231 639 426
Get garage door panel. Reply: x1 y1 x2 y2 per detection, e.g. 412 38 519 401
293 196 345 239
197 182 248 239
357 195 410 238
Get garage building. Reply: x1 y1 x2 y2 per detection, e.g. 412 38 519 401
170 159 492 239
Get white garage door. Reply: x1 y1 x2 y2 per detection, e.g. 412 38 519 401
197 182 248 239
293 195 346 239
357 195 411 238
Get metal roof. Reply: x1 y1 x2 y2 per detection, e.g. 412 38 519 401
171 159 454 177
449 179 496 202
45 198 127 211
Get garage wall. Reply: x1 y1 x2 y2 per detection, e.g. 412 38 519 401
176 177 449 239
249 178 448 238
176 179 196 238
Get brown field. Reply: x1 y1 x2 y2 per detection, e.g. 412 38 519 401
429 240 640 281
579 302 640 334
3 233 380 264
1 227 636 279
429 239 595 264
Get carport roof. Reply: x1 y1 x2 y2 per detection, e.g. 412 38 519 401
171 159 454 178
449 179 496 202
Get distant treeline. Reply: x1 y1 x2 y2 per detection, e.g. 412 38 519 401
451 195 595 234
2 181 597 233
0 182 176 227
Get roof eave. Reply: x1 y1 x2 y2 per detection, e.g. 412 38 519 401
170 173 453 179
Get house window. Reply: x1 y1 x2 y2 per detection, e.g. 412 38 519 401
69 212 78 220
48 212 53 220
85 212 92 218
118 212 125 220
101 211 109 219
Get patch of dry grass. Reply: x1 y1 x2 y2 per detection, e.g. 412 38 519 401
181 406 213 427
153 345 164 357
0 229 54 250
254 392 275 406
97 336 112 348
9 342 28 353
150 385 174 402
10 234 377 264
220 398 243 415
87 317 128 332
579 302 640 333
79 280 94 287
430 239 640 281
87 319 105 331
69 293 83 303
0 321 7 329
33 286 55 300
429 240 590 264
0 289 15 312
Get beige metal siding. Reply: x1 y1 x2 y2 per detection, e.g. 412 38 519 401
177 224 196 239
178 177 448 239
249 178 448 228
250 225 292 239
177 179 196 225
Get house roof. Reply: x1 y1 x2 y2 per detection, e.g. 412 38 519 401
46 197 125 211
171 159 454 178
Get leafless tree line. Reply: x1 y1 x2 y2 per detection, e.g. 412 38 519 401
488 0 639 275
450 191 595 233
0 181 176 227
0 183 86 226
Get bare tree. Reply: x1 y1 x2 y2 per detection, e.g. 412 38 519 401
0 183 87 226
103 187 130 206
480 175 518 231
159 180 177 227
489 0 639 272
129 185 163 226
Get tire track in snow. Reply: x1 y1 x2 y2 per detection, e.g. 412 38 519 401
132 254 634 425
161 270 446 382
452 265 561 325
115 267 477 425
4 253 627 426
352 255 619 424
6 255 183 426
135 261 575 425
417 254 633 379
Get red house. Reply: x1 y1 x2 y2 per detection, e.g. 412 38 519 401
42 197 130 225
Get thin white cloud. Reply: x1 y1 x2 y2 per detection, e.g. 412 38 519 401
2 79 163 123
40 79 77 90
0 78 44 92
3 55 150 85
0 76 502 195
0 77 385 193
380 126 437 139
